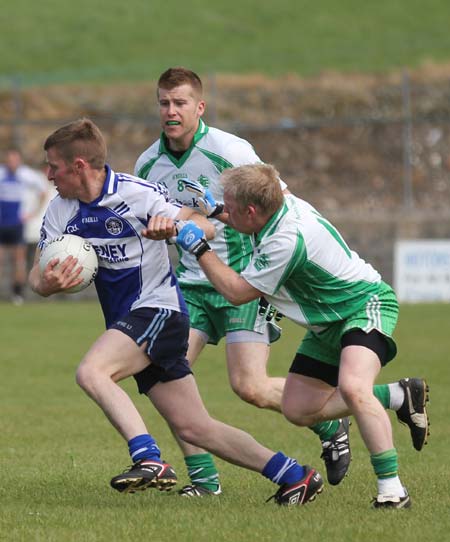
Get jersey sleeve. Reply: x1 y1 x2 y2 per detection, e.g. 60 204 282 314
223 138 263 167
242 230 304 295
143 183 182 220
223 139 288 190
134 141 159 179
134 151 146 177
38 198 72 250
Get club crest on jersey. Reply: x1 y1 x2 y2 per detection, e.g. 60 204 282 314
254 253 270 271
105 217 123 236
196 174 209 188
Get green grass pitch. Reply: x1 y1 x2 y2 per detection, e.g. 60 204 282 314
0 301 449 541
2 0 450 83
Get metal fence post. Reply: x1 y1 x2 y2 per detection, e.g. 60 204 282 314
207 72 218 126
402 71 414 209
12 75 23 150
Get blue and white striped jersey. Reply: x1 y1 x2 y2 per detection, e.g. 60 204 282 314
38 165 187 327
0 164 47 227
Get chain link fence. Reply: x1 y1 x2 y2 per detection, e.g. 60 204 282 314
1 70 450 296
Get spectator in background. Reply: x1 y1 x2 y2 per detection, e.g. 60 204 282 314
23 161 57 269
0 148 48 304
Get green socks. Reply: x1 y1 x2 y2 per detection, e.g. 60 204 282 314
185 453 220 491
373 384 391 409
309 419 340 441
370 448 398 478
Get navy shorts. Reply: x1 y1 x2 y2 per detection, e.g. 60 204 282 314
0 224 24 245
110 307 192 394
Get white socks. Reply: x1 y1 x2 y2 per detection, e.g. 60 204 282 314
388 382 404 411
378 475 407 497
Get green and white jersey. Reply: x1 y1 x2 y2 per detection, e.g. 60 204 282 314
135 119 271 285
242 194 383 330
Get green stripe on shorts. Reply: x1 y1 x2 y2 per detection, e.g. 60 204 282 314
297 282 399 367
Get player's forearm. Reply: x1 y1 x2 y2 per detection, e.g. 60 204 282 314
175 221 260 304
28 263 50 296
190 212 215 240
176 207 215 240
197 251 260 306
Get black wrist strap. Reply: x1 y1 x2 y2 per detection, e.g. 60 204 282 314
194 240 211 260
208 203 224 218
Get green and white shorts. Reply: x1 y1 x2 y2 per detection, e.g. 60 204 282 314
181 283 281 345
297 282 399 367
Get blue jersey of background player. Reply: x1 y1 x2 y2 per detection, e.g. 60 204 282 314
0 148 47 303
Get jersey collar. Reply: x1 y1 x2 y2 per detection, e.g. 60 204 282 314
158 118 209 159
88 164 116 205
104 164 117 193
254 201 288 246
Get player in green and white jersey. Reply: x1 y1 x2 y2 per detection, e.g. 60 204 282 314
168 162 430 509
133 67 351 496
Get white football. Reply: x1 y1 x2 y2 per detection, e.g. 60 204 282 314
39 234 98 293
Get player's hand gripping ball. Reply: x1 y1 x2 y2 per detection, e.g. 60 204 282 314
39 234 98 293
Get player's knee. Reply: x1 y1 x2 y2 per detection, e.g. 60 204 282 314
281 403 310 426
339 378 367 411
280 392 312 425
75 363 90 391
75 361 97 393
231 380 268 408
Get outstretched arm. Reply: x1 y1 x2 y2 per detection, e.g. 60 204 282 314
142 206 215 242
199 250 261 305
175 221 261 305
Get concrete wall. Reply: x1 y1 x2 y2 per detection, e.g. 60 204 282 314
2 212 449 302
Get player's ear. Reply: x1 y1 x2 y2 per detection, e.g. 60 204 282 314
73 157 87 172
197 100 205 117
247 204 258 219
